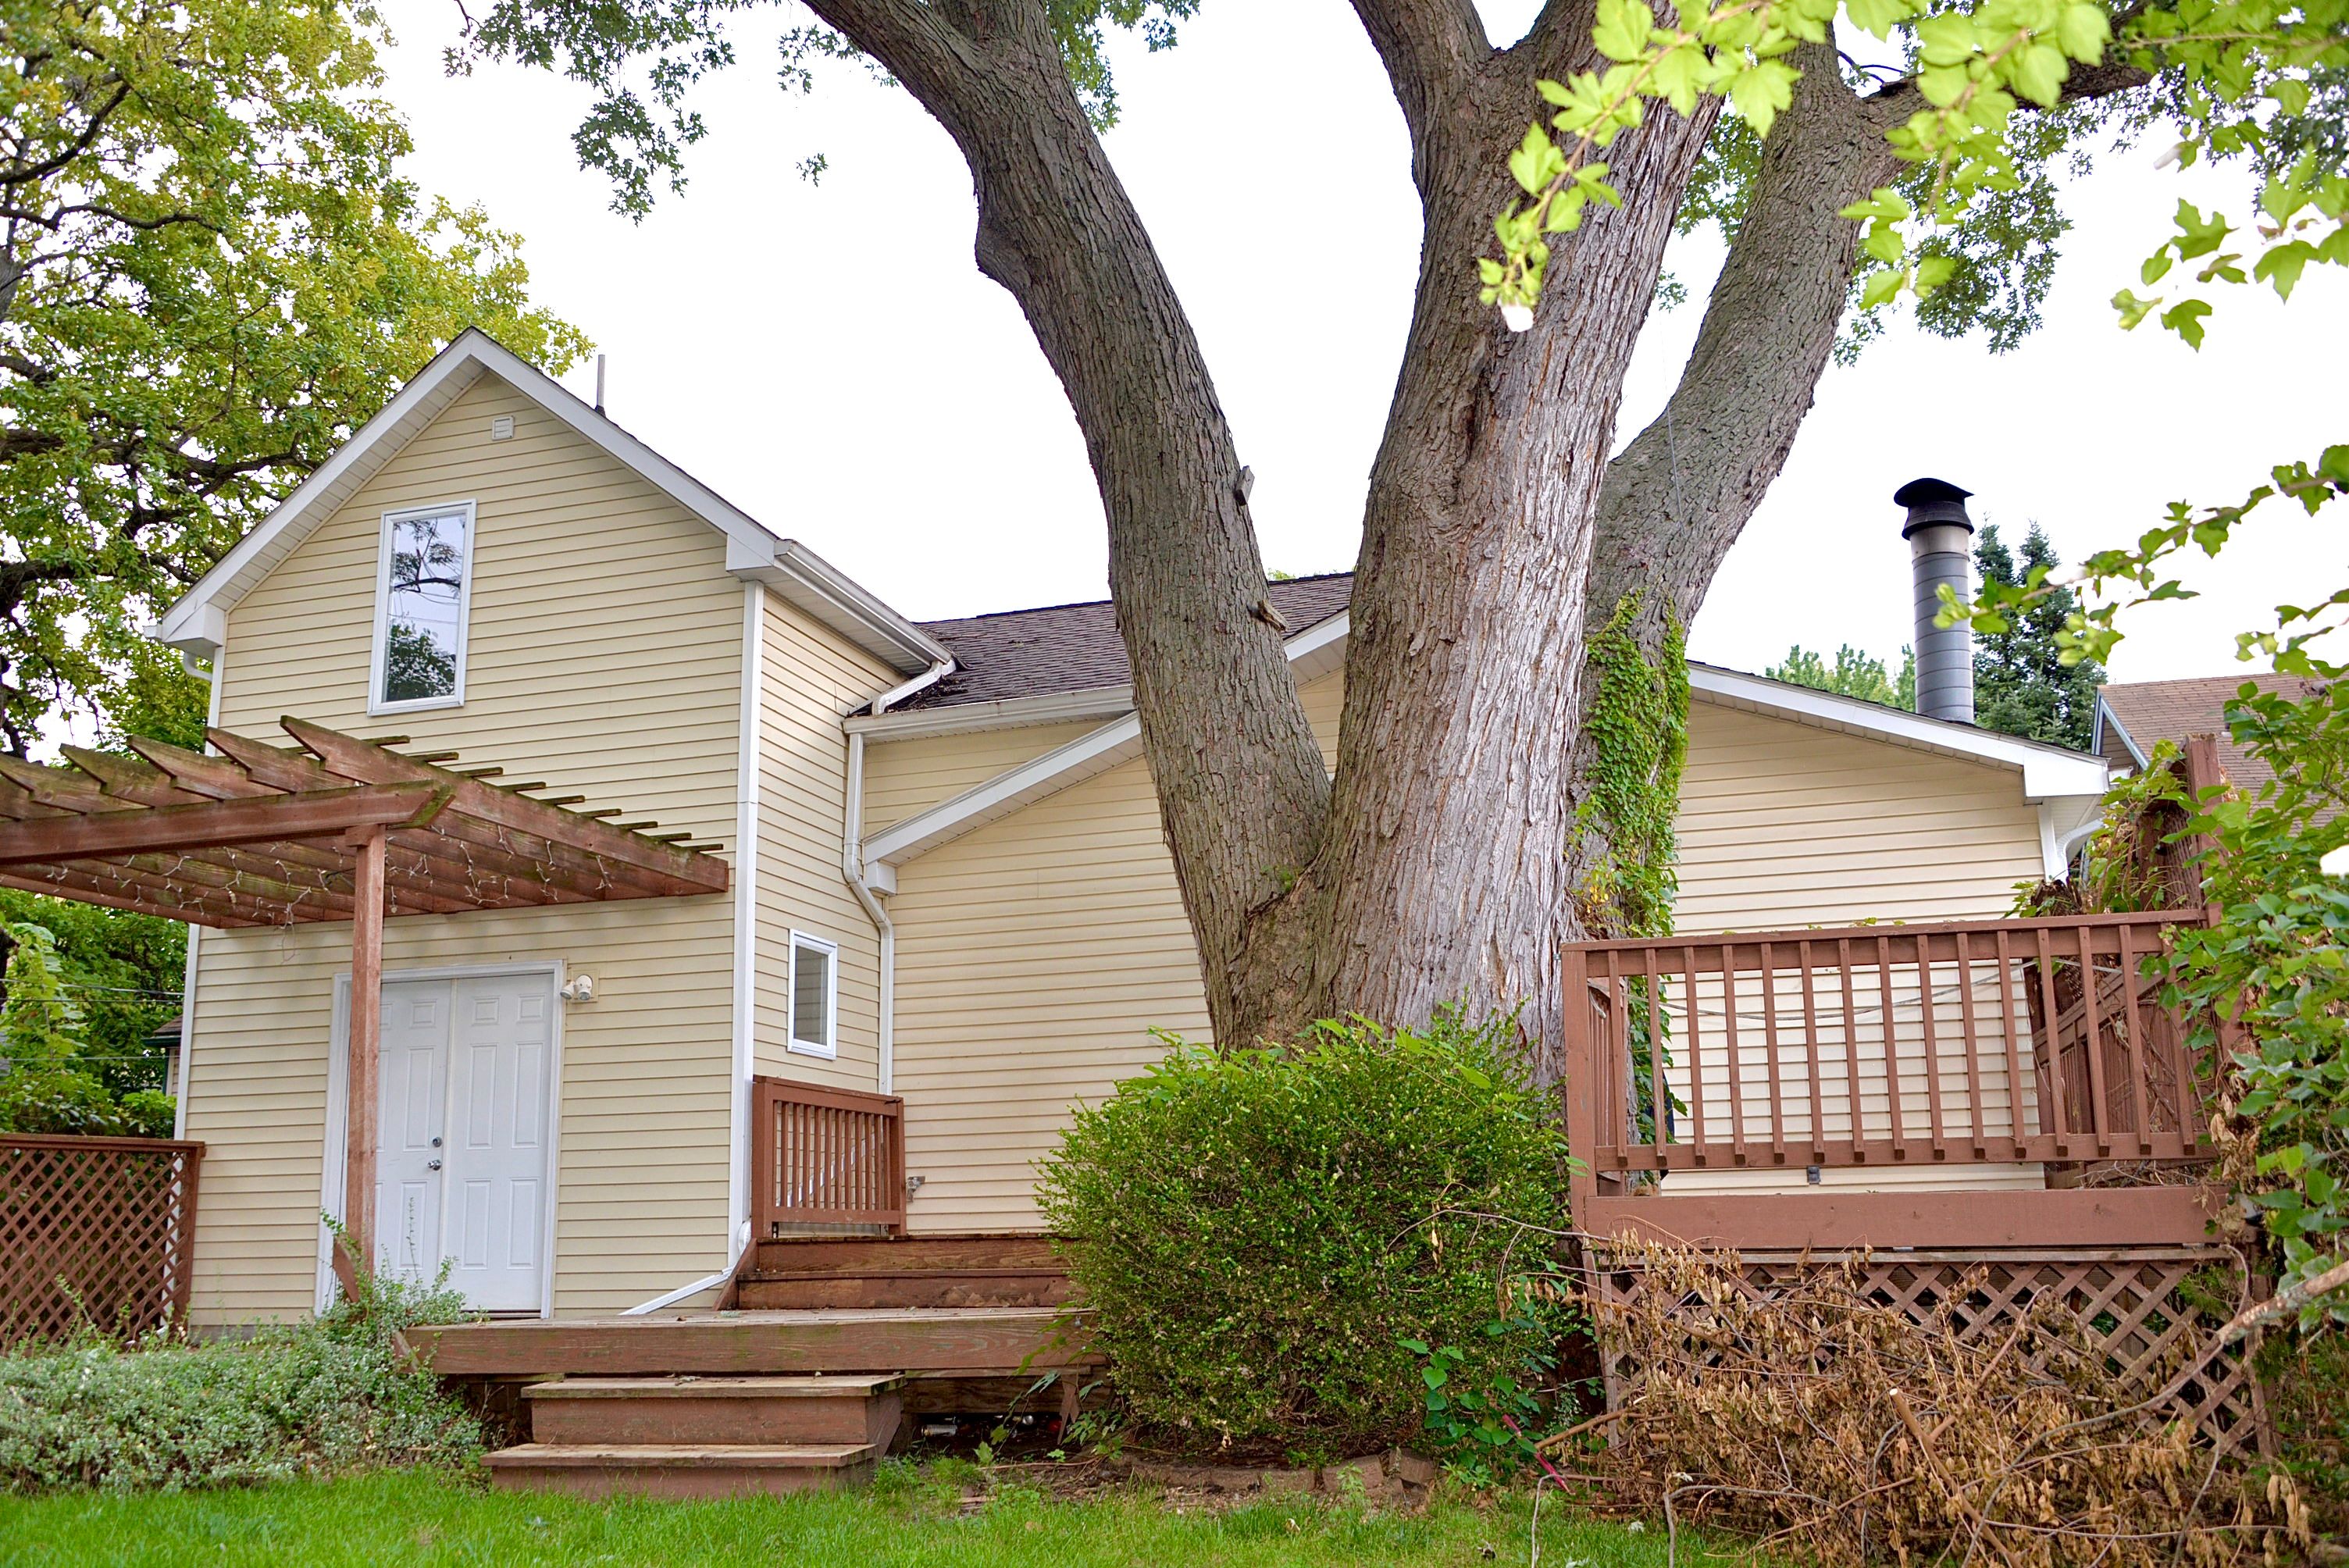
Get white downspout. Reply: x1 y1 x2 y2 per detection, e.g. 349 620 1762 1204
846 659 951 1097
173 650 226 1140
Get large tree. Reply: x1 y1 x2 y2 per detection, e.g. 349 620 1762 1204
449 0 2319 1067
1972 522 2104 749
0 0 587 754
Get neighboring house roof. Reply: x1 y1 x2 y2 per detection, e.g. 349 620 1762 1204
149 328 952 675
2093 672 2320 796
904 572 1357 711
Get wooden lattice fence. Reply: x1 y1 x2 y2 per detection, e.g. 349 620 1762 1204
1 1133 203 1348
1589 1245 2270 1457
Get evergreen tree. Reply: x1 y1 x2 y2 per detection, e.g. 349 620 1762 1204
1765 644 1917 711
1973 524 2106 750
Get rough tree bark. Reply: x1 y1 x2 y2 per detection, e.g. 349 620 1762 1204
800 0 2125 1067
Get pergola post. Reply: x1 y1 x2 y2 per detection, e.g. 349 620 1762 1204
343 825 388 1272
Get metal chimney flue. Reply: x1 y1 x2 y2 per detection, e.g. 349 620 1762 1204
1895 476 1976 724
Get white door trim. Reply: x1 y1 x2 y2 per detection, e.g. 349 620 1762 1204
315 959 565 1317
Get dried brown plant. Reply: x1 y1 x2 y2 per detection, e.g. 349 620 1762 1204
1583 1245 2312 1568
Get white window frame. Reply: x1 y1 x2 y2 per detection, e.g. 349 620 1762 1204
368 499 479 716
787 929 839 1060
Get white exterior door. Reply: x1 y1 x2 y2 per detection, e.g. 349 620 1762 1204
376 980 451 1287
365 972 552 1313
440 975 552 1311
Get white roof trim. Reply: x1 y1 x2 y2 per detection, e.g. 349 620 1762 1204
1685 663 2111 802
863 612 1351 868
150 328 948 675
2090 694 2150 770
847 684 1139 740
863 615 2111 872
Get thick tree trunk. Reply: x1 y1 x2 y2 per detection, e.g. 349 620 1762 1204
1310 46 1722 1066
811 1 1940 1067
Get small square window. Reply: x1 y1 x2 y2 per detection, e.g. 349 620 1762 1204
789 932 837 1059
370 502 476 713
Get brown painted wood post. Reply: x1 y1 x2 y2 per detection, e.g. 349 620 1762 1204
1559 943 1599 1225
344 825 387 1270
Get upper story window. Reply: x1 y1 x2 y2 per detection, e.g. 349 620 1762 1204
371 502 476 713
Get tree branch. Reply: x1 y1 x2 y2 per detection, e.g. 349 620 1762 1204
0 80 130 191
1586 44 1900 643
1347 0 1493 152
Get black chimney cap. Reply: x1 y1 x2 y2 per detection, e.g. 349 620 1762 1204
1895 476 1974 537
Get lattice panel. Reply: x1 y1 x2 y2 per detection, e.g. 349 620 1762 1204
1589 1245 2269 1458
1 1135 201 1347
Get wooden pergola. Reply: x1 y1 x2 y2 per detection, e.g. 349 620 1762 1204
0 716 731 1272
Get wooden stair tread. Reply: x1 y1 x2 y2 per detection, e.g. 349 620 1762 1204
527 1375 903 1399
744 1267 1064 1281
487 1442 878 1470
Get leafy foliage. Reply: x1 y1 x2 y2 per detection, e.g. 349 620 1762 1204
0 1271 481 1491
1764 642 1916 709
0 920 173 1138
1400 1312 1576 1486
1972 522 2104 749
456 0 1200 217
0 0 586 751
2165 679 2349 1311
1489 0 2349 348
1575 596 1688 939
0 893 182 1097
1035 1012 1574 1456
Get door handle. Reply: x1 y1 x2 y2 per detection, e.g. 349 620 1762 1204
426 1159 443 1171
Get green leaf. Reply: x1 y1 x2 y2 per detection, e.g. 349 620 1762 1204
1727 59 1797 138
2055 2 2110 61
2253 241 2318 301
2011 43 2069 109
2160 298 2213 348
1859 268 1905 308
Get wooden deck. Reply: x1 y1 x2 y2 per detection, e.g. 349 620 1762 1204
410 1305 1092 1379
1561 911 2222 1252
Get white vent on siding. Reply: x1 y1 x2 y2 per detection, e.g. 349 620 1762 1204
490 415 515 442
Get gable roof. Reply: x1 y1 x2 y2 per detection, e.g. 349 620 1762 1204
904 572 1356 711
857 579 2111 877
2094 672 2320 796
149 329 951 675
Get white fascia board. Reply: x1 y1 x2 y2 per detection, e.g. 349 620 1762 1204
2091 696 2149 769
151 327 942 675
847 685 1139 741
151 351 487 656
1687 664 2112 803
862 611 1351 866
729 538 952 675
864 712 1144 868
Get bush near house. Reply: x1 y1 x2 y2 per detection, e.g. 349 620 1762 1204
0 1273 483 1492
1038 1012 1574 1458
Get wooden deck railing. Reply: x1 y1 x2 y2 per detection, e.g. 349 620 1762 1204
749 1077 906 1235
1 1132 203 1346
1561 913 2218 1249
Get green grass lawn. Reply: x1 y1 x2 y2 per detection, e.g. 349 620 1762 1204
0 1462 1690 1566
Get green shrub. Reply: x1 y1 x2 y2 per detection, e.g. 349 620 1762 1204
1037 1011 1574 1457
0 1274 483 1491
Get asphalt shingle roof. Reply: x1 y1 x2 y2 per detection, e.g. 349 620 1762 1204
904 572 1356 711
2096 672 2322 796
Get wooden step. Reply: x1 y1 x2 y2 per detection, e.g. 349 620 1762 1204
735 1269 1073 1310
748 1234 1063 1276
526 1375 903 1447
485 1441 878 1499
412 1306 1093 1378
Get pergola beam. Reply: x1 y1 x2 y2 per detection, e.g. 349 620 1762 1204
0 782 450 868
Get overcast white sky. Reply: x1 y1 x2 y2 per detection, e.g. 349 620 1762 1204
369 0 2344 684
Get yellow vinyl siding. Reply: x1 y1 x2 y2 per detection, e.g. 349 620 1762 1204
861 721 1102 834
889 680 2051 1233
751 598 896 1089
189 373 744 1322
1674 707 2044 932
